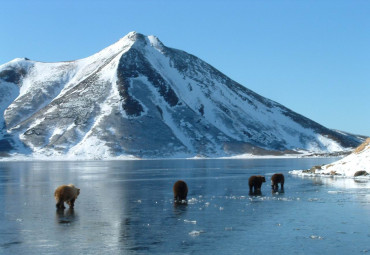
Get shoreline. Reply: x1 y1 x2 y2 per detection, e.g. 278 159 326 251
0 152 346 162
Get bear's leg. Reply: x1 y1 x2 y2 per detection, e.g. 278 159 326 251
273 183 278 192
68 199 75 209
249 184 253 194
254 185 262 195
255 184 260 193
280 182 284 191
56 200 65 209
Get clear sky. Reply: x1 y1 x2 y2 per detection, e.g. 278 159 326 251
1 0 369 136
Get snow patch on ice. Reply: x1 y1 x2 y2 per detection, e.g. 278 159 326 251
189 230 204 237
184 219 197 224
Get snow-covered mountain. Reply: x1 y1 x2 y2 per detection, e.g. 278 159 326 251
0 32 364 159
290 138 370 178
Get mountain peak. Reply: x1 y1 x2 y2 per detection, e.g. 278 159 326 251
120 32 164 51
86 32 148 61
125 31 146 41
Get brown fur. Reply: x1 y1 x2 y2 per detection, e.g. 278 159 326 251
173 180 188 203
248 175 266 194
54 184 80 209
271 173 285 191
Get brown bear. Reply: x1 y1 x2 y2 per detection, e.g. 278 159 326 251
173 180 188 204
248 175 266 195
271 173 285 192
54 184 80 209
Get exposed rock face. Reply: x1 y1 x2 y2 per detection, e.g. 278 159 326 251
0 32 364 159
354 170 368 177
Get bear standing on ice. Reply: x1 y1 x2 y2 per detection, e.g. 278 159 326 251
54 184 80 209
248 176 266 195
271 173 285 192
173 180 188 204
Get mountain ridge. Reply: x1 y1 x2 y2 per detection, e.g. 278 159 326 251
0 32 364 159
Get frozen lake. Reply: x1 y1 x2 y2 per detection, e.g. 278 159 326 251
0 158 369 254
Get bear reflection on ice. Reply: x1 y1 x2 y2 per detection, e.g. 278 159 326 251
54 184 80 209
56 208 76 224
173 180 188 204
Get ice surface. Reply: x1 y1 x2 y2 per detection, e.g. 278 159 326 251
0 158 369 254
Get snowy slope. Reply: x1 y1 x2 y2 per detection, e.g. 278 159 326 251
290 138 370 178
0 32 365 159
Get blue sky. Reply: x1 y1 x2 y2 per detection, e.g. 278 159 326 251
1 0 369 136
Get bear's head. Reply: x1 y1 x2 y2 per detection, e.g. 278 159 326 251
67 184 80 198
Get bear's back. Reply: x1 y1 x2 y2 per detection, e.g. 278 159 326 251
248 175 265 186
54 185 79 200
271 173 284 182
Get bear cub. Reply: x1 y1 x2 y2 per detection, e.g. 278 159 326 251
248 175 266 195
271 173 284 192
54 184 80 209
173 180 188 204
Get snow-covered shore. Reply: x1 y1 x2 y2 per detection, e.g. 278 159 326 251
290 138 370 179
0 150 349 162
